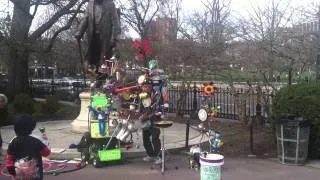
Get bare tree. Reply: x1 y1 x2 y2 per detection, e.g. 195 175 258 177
298 3 320 81
235 0 304 85
117 0 164 38
181 0 234 77
185 0 232 50
5 0 88 99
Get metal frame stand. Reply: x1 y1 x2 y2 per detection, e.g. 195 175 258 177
152 126 179 174
160 127 167 173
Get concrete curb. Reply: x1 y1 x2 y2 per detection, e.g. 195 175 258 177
306 161 320 169
265 158 320 169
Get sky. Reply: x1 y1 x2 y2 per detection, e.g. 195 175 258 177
127 0 317 38
0 0 317 17
0 0 318 38
183 0 317 16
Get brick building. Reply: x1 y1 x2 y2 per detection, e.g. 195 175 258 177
145 17 177 42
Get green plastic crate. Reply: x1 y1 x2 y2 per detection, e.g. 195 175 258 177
98 148 122 161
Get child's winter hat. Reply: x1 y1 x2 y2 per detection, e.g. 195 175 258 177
14 114 36 136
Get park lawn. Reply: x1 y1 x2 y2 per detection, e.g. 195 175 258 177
174 69 265 82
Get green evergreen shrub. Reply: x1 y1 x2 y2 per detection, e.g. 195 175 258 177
272 82 320 158
12 93 35 114
42 95 60 115
0 105 9 126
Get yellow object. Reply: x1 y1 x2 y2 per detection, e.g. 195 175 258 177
204 85 215 94
90 121 109 138
139 92 148 99
201 82 217 96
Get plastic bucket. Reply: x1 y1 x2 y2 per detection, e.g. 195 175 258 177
200 153 224 180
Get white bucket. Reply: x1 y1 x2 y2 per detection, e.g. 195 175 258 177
200 153 224 180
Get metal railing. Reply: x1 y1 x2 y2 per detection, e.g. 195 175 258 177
167 83 273 121
0 79 273 121
0 76 283 152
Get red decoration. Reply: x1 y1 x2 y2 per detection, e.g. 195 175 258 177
133 39 153 61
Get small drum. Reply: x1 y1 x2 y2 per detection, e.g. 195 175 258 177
154 120 173 129
198 108 208 122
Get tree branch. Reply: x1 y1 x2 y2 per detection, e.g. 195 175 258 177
30 0 60 6
31 3 39 18
44 1 86 52
29 0 86 40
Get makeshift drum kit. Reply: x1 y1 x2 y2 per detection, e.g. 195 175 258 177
79 56 171 168
188 82 224 170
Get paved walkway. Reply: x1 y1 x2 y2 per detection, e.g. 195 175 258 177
1 154 320 180
1 120 209 159
1 118 320 171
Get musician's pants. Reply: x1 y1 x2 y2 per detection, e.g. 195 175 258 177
143 127 161 158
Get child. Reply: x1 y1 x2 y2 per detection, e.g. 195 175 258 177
6 114 51 180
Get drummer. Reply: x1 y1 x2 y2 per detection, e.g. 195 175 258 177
141 114 162 165
141 78 169 165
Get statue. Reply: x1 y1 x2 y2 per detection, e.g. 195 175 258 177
71 0 121 132
75 0 121 72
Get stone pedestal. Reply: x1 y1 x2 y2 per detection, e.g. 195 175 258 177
71 91 91 133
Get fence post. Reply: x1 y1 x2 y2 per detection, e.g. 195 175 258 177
185 82 197 149
50 79 55 95
192 82 198 117
29 79 33 98
256 103 263 125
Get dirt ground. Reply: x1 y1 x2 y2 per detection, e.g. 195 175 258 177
214 120 277 158
173 116 277 158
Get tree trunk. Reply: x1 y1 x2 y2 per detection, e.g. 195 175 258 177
7 50 30 100
316 54 320 82
6 0 32 100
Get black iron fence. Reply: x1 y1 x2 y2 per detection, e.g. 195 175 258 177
167 83 273 121
29 79 85 103
0 79 273 121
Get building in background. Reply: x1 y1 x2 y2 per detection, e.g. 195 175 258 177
145 17 177 42
293 19 320 34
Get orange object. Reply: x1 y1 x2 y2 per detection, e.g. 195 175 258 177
201 82 216 96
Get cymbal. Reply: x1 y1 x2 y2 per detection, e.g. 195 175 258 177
154 120 173 128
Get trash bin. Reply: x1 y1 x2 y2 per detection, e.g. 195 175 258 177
275 115 310 165
200 153 224 180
